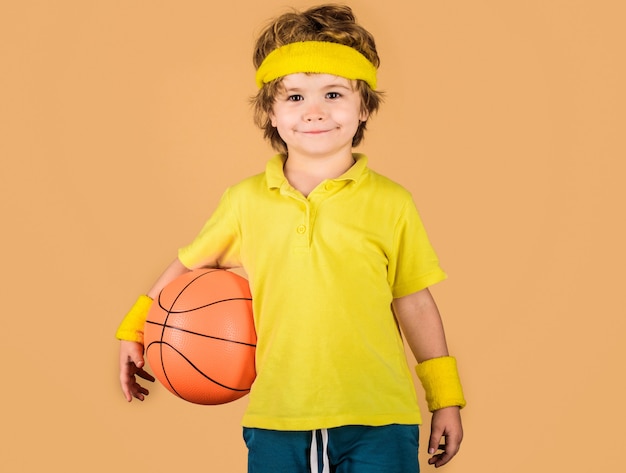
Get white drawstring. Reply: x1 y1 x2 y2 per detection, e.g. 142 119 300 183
310 429 330 473
310 431 318 473
321 429 330 473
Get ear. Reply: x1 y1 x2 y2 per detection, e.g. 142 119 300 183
269 111 277 128
359 108 370 122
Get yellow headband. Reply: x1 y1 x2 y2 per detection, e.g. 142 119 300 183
255 41 378 89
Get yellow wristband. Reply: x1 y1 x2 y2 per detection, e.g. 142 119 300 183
115 295 153 344
416 356 466 412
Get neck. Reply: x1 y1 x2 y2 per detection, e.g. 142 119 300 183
283 151 355 197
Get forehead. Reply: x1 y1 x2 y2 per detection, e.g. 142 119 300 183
281 73 355 90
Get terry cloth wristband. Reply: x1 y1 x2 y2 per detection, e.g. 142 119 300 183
255 41 378 89
115 295 153 344
416 356 467 412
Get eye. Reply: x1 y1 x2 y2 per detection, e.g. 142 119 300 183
326 92 341 99
287 94 304 102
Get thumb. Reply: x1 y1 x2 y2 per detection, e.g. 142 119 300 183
130 352 145 368
133 358 145 369
428 423 443 454
124 342 146 368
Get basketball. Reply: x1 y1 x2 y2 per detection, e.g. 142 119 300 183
144 268 256 405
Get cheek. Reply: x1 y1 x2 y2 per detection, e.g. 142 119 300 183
270 104 291 128
340 107 366 130
342 98 368 124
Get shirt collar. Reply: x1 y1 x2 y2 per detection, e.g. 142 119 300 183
266 153 369 190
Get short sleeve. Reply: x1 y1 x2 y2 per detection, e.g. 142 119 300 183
388 199 447 298
178 188 242 269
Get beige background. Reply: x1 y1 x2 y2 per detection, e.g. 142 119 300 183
1 1 624 471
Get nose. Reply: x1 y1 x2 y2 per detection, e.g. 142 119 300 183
303 101 326 122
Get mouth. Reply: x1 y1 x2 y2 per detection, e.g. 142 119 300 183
300 129 332 135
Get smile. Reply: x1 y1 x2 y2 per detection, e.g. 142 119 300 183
299 129 333 135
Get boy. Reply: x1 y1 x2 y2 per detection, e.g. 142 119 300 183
117 4 465 472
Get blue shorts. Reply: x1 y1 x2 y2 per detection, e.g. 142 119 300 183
243 424 419 473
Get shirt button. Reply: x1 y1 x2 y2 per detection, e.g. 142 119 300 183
324 182 333 191
296 225 306 234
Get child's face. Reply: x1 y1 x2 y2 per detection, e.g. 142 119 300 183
270 73 368 159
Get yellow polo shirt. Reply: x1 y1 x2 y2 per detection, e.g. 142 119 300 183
178 154 447 430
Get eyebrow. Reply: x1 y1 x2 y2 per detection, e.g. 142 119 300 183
282 83 353 93
323 83 353 90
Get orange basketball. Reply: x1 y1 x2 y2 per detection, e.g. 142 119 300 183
144 268 256 405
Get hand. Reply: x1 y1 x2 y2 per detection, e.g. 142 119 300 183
427 406 463 468
119 340 155 402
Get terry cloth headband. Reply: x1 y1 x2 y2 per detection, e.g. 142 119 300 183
255 41 378 89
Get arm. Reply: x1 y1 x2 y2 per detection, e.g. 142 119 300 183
145 257 191 300
119 257 191 402
392 288 464 468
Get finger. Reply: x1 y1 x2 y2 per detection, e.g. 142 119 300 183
133 386 149 401
120 363 147 402
428 436 461 468
428 426 444 456
427 444 449 468
129 353 145 369
136 368 156 382
130 379 151 400
121 379 134 402
428 450 453 468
